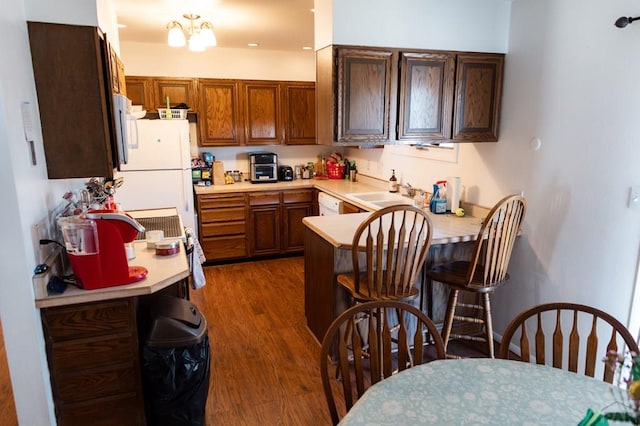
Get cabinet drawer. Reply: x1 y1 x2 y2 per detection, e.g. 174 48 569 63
283 189 312 204
42 300 134 342
198 194 246 209
54 362 139 403
201 236 247 260
249 191 280 206
201 207 245 223
201 221 246 237
50 335 137 371
57 393 145 426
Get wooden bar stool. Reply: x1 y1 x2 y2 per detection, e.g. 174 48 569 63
426 194 526 358
337 204 433 304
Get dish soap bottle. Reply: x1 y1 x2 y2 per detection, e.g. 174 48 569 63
389 169 399 193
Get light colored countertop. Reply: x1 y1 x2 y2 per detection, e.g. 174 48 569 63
303 211 484 248
192 177 383 202
339 358 615 425
33 240 190 309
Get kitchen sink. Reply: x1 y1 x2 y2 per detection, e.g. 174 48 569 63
346 191 402 202
345 192 413 209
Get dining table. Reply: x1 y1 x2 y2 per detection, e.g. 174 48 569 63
338 358 621 425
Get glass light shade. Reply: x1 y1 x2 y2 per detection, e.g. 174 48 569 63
200 22 217 47
188 33 205 52
167 22 186 47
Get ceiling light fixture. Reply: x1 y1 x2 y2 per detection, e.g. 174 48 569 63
167 13 217 51
614 16 640 28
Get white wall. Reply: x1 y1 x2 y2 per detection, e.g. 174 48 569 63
346 0 640 337
121 42 316 81
0 0 118 423
0 0 76 423
317 0 511 53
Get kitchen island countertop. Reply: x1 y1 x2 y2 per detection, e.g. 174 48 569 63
303 211 484 249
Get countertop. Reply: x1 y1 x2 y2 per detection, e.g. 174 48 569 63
193 177 384 208
33 240 190 309
193 176 489 216
303 211 484 249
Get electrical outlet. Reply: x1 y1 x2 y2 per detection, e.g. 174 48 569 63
629 186 640 209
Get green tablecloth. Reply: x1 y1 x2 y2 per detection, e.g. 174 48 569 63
339 358 616 425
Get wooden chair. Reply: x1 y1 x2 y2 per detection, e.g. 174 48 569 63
337 204 433 303
425 194 526 358
320 300 446 425
499 302 640 382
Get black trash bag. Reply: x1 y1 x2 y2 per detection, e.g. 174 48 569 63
142 334 210 426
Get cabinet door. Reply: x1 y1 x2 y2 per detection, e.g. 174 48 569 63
42 299 145 425
283 82 316 145
283 203 313 252
153 78 197 111
452 53 504 142
398 52 455 141
249 207 281 255
125 76 154 111
337 48 394 143
243 81 283 145
27 22 117 179
341 201 362 214
198 79 243 146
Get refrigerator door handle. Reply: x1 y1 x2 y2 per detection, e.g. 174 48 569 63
113 94 130 166
127 115 139 150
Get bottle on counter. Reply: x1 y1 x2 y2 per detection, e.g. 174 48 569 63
389 169 399 193
414 190 425 209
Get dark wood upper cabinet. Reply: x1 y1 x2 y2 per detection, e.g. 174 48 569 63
242 81 282 145
198 79 243 146
124 76 154 111
336 47 394 143
452 53 504 142
28 22 118 179
317 44 504 145
152 78 197 110
398 51 455 140
283 82 316 145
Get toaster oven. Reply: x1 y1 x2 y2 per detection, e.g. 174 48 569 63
249 152 278 183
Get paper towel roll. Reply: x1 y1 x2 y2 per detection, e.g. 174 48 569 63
446 177 461 212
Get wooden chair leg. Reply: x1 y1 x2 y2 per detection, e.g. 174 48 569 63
441 289 459 353
482 293 494 358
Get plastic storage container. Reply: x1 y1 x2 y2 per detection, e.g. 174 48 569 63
141 295 210 426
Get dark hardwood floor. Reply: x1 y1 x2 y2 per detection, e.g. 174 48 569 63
191 256 333 425
0 255 488 425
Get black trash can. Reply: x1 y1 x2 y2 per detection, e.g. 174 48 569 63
141 294 210 426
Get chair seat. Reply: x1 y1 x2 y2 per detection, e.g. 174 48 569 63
337 272 420 303
426 261 509 293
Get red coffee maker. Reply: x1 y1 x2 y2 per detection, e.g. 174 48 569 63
59 211 148 290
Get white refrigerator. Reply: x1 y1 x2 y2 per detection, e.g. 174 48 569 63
114 119 196 233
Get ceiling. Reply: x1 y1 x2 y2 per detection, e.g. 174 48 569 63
113 0 315 52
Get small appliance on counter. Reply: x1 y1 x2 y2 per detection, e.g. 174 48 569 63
191 153 213 186
249 152 278 183
58 211 148 290
278 165 294 181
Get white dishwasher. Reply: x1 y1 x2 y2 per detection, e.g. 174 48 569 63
318 192 343 216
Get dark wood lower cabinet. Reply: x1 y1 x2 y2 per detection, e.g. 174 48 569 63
249 206 281 255
283 203 313 252
41 299 146 425
198 189 315 261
